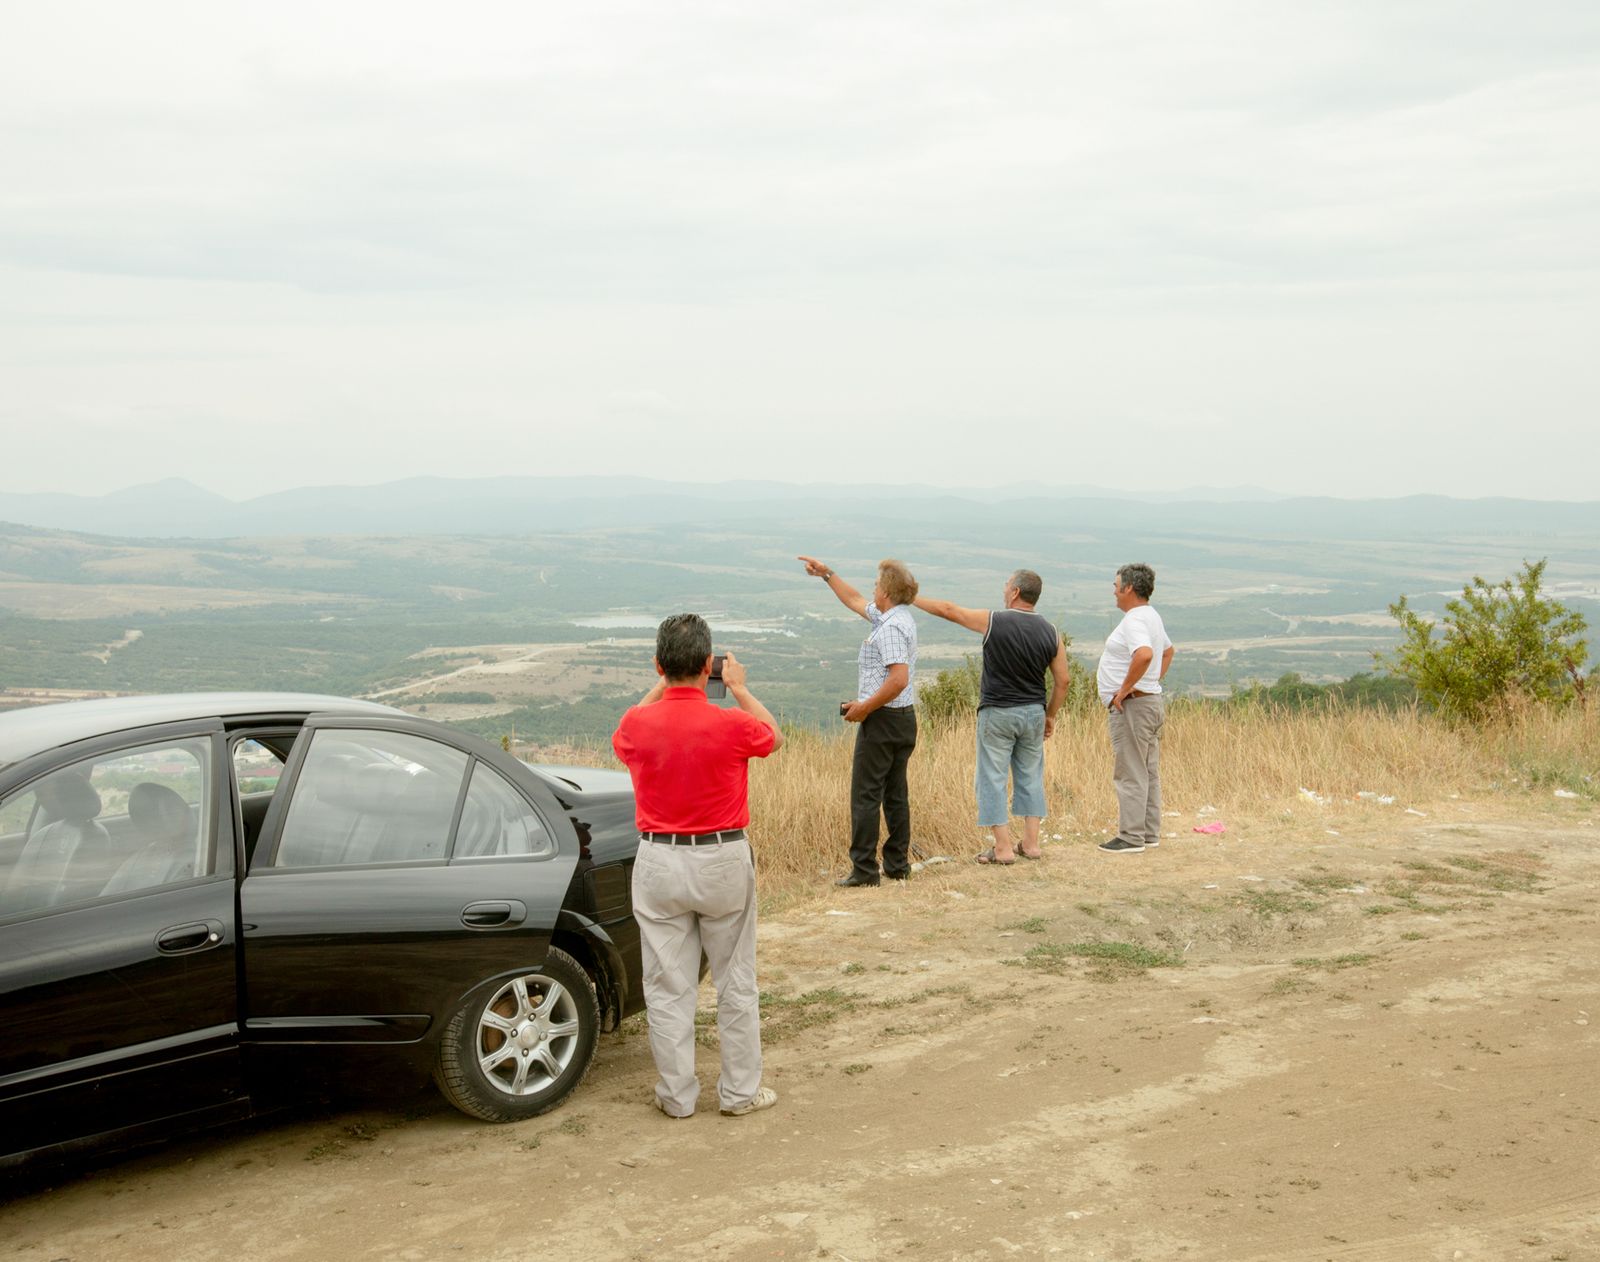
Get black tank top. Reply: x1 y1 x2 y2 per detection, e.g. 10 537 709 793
980 609 1060 709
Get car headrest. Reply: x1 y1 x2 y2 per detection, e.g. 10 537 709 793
319 760 415 814
36 770 102 824
129 782 192 845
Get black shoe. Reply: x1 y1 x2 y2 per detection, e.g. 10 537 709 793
835 873 881 887
1098 836 1146 854
883 869 911 881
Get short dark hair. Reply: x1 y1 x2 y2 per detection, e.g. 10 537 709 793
1009 569 1043 605
1116 564 1156 601
656 613 712 681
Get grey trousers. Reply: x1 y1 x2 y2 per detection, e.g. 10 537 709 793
1108 693 1165 844
631 836 762 1115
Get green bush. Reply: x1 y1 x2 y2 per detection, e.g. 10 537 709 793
1382 559 1591 717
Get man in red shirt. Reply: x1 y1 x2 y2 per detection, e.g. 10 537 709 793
612 613 785 1119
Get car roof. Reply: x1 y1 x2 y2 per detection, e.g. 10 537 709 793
0 692 406 770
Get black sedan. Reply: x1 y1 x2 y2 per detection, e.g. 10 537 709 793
0 692 644 1170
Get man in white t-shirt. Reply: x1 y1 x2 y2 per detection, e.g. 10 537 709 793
1095 564 1175 855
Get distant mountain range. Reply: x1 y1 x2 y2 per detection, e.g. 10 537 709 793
1 475 1597 540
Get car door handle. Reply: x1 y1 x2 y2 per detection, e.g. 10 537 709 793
156 920 226 955
461 900 527 929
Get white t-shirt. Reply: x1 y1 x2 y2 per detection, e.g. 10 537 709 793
1097 605 1172 704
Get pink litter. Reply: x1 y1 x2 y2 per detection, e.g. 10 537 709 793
1192 821 1227 834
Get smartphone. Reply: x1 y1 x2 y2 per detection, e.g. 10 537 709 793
707 654 727 700
839 700 852 717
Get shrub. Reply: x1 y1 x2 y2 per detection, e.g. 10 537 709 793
1382 559 1591 717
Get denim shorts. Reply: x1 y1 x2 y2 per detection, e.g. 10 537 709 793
975 704 1047 827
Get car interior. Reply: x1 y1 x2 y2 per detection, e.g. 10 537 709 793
0 749 208 918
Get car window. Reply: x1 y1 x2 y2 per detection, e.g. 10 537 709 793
453 761 554 861
233 738 285 795
274 729 468 868
0 736 213 918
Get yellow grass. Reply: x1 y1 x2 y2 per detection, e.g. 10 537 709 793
740 703 1599 888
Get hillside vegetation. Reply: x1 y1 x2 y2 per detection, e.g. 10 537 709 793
730 702 1599 891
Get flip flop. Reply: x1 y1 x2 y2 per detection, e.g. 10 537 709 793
1017 848 1042 861
974 846 1015 866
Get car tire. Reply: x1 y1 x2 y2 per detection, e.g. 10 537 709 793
433 947 600 1121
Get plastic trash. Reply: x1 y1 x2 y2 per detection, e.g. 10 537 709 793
1193 820 1226 834
1357 792 1396 805
1555 789 1579 799
1405 807 1428 817
1298 787 1329 806
1197 804 1218 815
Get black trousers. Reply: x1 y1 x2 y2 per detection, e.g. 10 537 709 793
849 707 918 880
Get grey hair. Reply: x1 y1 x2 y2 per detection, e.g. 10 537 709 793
1116 564 1156 601
1008 569 1043 605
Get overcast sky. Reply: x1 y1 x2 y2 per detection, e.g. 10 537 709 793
3 1 1597 501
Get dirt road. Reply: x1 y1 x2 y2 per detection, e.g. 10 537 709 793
3 807 1597 1261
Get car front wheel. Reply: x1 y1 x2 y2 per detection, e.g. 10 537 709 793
433 947 600 1121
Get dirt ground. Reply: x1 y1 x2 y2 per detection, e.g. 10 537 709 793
3 806 1597 1262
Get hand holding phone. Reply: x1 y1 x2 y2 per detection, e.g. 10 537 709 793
707 654 727 700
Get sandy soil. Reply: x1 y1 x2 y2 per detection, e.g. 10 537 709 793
3 808 1597 1261
369 641 657 714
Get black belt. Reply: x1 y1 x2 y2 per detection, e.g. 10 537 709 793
641 829 747 846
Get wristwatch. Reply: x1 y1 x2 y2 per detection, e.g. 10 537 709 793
819 568 834 580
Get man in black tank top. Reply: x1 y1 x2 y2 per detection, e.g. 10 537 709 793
914 569 1071 864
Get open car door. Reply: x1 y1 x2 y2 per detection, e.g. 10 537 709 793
239 716 581 1066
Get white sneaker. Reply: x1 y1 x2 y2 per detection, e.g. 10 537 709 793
720 1086 778 1117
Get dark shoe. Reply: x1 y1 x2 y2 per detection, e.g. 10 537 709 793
1098 836 1146 854
883 869 911 881
836 873 881 887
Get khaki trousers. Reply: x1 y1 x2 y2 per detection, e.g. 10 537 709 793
1108 693 1165 844
631 836 762 1116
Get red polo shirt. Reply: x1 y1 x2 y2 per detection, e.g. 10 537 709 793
612 687 778 832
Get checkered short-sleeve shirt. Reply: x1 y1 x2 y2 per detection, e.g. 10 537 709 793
858 602 917 707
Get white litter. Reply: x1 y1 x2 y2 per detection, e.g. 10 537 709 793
824 910 855 917
1357 792 1396 805
1326 829 1341 836
1238 875 1264 882
1197 804 1218 815
1555 789 1579 799
1051 833 1064 840
1202 883 1219 890
1298 787 1329 806
1405 808 1428 817
1336 886 1368 895
1163 832 1177 839
946 890 967 900
1163 811 1181 818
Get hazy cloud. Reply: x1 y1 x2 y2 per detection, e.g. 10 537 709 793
2 1 1597 498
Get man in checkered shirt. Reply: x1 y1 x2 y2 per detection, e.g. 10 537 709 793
798 555 920 887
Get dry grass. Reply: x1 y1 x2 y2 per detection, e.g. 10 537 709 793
739 702 1599 889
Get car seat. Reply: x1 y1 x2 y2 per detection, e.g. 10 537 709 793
0 770 114 914
101 783 198 896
